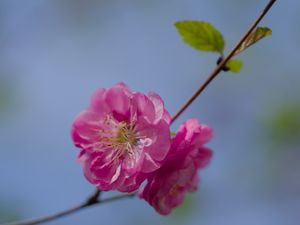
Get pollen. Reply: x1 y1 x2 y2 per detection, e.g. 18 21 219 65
116 123 138 147
98 115 143 158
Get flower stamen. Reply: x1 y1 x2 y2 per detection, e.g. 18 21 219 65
98 116 143 159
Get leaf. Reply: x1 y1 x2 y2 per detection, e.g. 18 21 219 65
235 26 272 55
226 59 243 73
175 21 225 53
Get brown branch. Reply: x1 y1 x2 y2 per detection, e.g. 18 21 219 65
171 0 277 123
1 1 277 225
86 189 101 205
2 192 135 225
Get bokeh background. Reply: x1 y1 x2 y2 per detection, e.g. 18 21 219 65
0 0 299 225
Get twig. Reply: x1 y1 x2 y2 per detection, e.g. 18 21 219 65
1 1 277 225
86 189 101 205
171 0 277 123
2 192 135 225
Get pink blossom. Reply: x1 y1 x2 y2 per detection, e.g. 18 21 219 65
139 118 213 215
71 83 171 192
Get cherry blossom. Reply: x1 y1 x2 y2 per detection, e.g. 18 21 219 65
139 119 213 215
72 83 171 192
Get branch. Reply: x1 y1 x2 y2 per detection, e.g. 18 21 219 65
171 0 277 123
2 191 136 225
2 1 277 225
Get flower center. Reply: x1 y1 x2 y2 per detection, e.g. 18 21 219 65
115 122 138 152
98 115 143 158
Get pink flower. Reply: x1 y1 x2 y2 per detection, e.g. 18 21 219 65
71 83 171 192
139 118 213 215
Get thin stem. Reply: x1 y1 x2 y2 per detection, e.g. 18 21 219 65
4 202 90 225
86 189 101 205
1 1 277 225
2 192 135 225
171 0 277 123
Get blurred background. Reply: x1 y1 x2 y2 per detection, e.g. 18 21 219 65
0 0 299 225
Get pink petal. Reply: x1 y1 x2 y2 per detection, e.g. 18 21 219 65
90 87 109 114
148 92 171 124
71 110 101 148
133 92 156 123
104 84 131 120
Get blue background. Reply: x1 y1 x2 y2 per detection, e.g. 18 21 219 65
0 1 300 225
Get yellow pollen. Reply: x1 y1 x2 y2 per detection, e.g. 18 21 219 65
115 123 138 147
98 119 142 158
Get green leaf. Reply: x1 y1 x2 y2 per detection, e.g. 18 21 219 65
226 59 243 73
175 21 225 53
235 26 272 55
